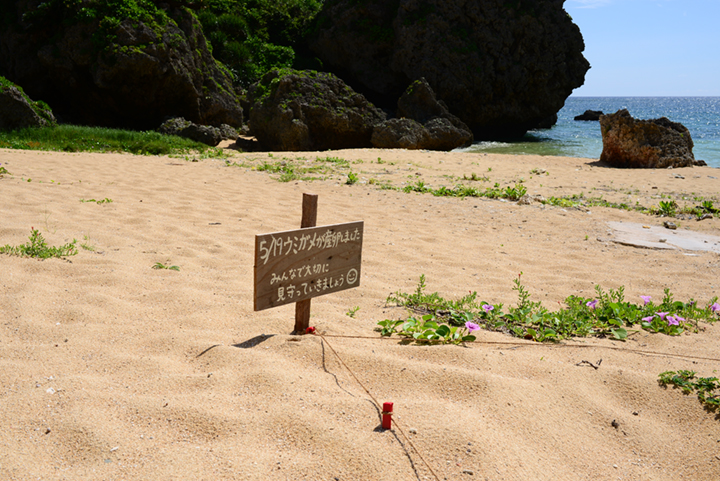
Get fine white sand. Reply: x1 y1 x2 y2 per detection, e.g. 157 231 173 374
1 145 719 480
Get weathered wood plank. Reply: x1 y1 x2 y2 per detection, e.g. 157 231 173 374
254 221 363 311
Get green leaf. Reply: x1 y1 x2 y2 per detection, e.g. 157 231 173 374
422 320 439 330
435 325 451 337
611 327 627 340
543 328 557 338
461 335 476 342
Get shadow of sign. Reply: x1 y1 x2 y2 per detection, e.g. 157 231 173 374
232 334 276 349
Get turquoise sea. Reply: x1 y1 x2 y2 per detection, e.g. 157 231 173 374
462 97 720 168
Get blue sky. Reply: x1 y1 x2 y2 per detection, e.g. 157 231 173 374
565 0 720 96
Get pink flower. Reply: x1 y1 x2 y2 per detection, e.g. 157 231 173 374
667 316 679 326
656 312 669 320
465 322 480 332
482 304 494 314
586 300 598 310
640 295 652 306
711 302 720 313
642 316 655 322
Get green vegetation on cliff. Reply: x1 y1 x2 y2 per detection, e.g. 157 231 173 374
197 0 323 87
15 0 171 48
1 0 324 90
0 76 56 126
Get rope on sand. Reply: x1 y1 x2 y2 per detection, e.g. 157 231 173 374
310 329 442 481
316 333 720 363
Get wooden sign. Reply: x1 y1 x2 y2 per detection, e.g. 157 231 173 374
254 221 363 312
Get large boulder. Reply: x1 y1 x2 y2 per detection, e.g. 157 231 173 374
372 78 473 150
247 69 386 151
599 109 696 168
158 117 223 146
371 117 471 151
0 76 56 130
0 3 242 130
309 0 589 139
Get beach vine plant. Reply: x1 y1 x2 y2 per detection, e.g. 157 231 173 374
658 370 720 410
378 274 720 344
542 192 718 219
401 180 528 201
0 227 78 259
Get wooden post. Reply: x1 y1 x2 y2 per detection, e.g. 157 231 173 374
294 193 318 333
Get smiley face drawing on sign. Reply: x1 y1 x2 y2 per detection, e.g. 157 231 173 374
346 268 359 285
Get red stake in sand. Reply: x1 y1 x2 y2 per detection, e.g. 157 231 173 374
382 402 393 429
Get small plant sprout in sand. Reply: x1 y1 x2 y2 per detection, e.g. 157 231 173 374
346 306 360 318
0 163 10 176
153 262 180 271
463 173 489 182
346 172 359 185
656 199 678 217
80 198 113 204
0 227 77 259
80 235 95 252
379 275 719 344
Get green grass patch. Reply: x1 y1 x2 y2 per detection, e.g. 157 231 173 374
0 227 77 259
229 155 354 182
0 125 224 157
379 275 719 344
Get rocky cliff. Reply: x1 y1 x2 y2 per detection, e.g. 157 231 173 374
309 0 589 138
0 1 242 129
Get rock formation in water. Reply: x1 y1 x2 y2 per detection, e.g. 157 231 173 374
247 69 386 151
309 0 589 139
0 76 56 130
0 3 242 130
574 110 604 121
599 109 697 168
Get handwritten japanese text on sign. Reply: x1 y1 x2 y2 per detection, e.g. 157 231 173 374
254 221 363 311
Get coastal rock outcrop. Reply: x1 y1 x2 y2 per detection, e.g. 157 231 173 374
309 0 589 139
371 117 471 151
0 76 56 130
574 110 604 121
158 118 227 146
599 109 696 168
371 78 473 150
247 69 386 151
0 4 242 130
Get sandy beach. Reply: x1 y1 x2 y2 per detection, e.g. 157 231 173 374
1 144 719 480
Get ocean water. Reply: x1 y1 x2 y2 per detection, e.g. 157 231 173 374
461 97 720 168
